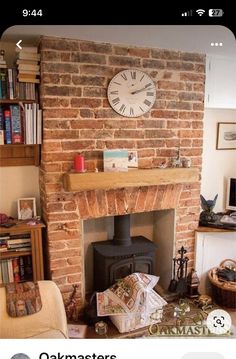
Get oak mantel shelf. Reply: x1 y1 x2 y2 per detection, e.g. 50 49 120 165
63 168 199 192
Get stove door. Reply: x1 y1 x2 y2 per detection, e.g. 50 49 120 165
109 256 154 286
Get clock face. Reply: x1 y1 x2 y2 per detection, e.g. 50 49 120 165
107 69 156 117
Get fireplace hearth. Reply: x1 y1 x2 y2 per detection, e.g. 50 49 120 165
92 214 156 291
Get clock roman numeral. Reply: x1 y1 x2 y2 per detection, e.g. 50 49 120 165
139 106 144 112
121 73 127 81
140 74 145 82
130 107 134 116
130 71 136 80
147 92 154 96
112 97 120 105
110 90 119 95
113 81 121 85
145 83 152 88
119 104 126 113
144 99 151 106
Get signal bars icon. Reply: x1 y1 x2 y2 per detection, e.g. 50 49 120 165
181 10 193 16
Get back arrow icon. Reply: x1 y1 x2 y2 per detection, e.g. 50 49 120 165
16 40 22 50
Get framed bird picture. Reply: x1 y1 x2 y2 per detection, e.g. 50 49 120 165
216 122 236 150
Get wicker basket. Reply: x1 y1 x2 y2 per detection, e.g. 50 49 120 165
208 259 236 311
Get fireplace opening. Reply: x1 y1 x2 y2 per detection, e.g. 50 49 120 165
83 210 175 293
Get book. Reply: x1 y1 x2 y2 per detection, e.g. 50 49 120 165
10 105 23 143
18 77 40 84
1 260 9 283
18 64 40 71
18 52 40 61
12 257 20 282
23 255 33 280
19 256 25 281
16 46 38 54
3 110 11 144
16 59 40 65
10 234 31 239
0 263 2 284
0 106 4 129
7 259 14 282
0 68 7 99
0 130 4 145
18 70 40 75
0 238 7 251
7 238 31 244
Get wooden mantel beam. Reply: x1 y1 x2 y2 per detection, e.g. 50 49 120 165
63 168 199 192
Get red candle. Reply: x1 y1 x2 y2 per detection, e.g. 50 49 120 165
74 154 85 172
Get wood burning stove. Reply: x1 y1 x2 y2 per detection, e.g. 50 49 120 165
92 214 156 291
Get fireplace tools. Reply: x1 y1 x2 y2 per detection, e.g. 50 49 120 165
169 246 189 297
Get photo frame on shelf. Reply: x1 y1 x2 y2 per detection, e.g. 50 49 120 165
17 197 36 220
128 150 138 168
103 150 128 172
216 122 236 150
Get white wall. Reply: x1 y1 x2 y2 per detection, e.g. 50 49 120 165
201 109 236 212
0 166 40 218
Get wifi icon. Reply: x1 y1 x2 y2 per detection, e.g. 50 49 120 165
196 9 205 16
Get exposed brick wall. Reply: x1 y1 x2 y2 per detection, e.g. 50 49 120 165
39 36 205 310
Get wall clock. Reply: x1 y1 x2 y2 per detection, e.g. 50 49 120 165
107 69 156 117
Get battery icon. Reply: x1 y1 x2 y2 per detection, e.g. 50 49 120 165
209 9 224 17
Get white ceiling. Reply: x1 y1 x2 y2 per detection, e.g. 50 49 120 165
1 25 236 57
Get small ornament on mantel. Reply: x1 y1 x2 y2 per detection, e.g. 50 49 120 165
171 148 182 168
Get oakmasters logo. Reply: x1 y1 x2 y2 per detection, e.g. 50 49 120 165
148 306 232 337
149 323 212 336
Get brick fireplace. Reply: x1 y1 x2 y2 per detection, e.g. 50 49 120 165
39 36 205 311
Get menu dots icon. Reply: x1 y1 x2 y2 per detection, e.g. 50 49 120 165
211 42 223 47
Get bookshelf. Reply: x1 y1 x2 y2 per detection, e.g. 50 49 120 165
0 221 45 286
0 47 42 166
0 143 40 166
0 99 35 104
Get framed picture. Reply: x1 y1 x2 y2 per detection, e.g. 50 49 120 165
216 122 236 150
17 198 36 220
103 150 128 172
128 150 138 168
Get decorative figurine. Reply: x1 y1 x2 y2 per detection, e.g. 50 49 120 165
186 268 200 298
182 157 191 168
171 148 182 168
199 194 218 224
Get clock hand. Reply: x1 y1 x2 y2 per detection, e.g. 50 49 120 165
131 87 155 95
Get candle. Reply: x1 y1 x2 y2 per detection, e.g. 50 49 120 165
74 154 85 172
95 321 108 335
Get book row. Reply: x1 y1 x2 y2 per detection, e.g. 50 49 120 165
0 67 38 100
0 255 33 284
0 237 31 252
0 103 42 144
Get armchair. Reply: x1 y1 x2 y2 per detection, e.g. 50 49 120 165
0 280 69 338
